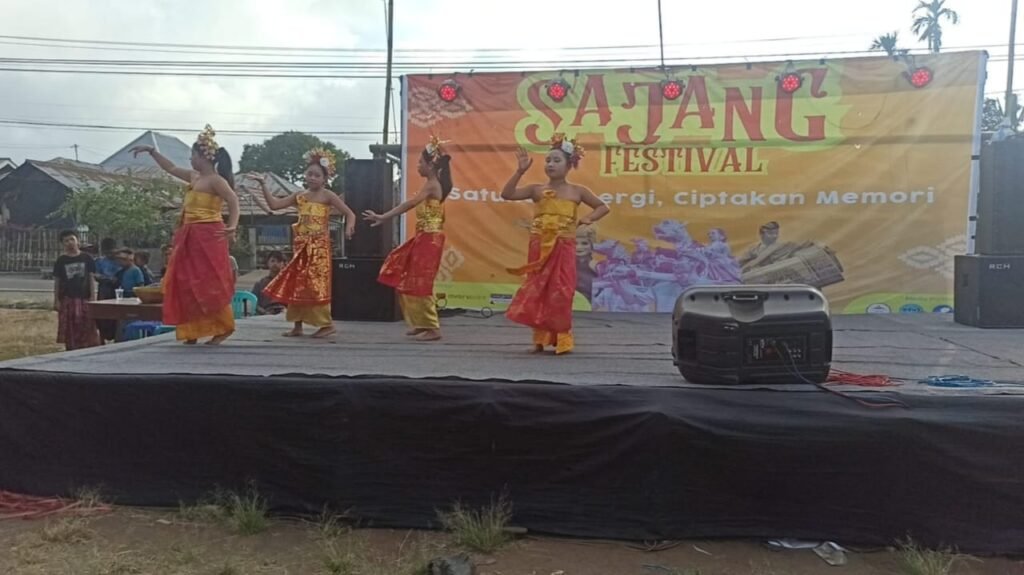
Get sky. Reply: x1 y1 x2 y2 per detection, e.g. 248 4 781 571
0 0 1017 166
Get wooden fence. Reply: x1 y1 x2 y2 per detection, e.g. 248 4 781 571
0 228 92 274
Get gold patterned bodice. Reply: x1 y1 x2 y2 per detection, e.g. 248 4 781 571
181 187 224 224
530 189 578 238
294 194 331 237
415 198 444 233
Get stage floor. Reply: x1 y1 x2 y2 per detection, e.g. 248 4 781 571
3 312 1024 393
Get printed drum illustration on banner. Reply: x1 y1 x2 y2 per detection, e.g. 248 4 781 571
401 51 985 315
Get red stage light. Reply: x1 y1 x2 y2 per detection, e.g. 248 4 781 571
908 66 933 88
779 73 803 94
546 78 570 102
437 80 460 102
661 79 684 100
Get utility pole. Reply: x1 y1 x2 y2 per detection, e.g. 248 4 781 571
1008 0 1019 129
659 0 667 69
382 0 395 145
71 144 79 161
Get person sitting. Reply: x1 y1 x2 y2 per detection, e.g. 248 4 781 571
134 251 156 285
114 248 146 297
252 251 286 315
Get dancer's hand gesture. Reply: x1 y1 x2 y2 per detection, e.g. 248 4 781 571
363 210 385 227
130 145 154 157
345 220 356 239
218 226 237 241
514 147 533 174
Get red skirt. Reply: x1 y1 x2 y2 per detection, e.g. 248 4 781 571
378 232 446 297
163 221 235 328
265 232 333 305
506 235 576 334
57 297 100 351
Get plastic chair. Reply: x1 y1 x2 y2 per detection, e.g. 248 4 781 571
122 321 163 340
232 290 258 319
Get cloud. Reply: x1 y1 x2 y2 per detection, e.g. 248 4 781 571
0 0 1013 165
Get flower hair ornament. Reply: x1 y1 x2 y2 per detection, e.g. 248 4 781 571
550 132 584 168
303 147 337 178
425 134 450 165
195 124 220 162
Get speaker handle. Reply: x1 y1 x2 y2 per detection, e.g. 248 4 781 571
724 293 763 302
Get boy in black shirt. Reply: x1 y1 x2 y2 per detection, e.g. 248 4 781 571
53 230 100 350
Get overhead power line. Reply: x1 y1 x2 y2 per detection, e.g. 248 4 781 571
0 118 398 138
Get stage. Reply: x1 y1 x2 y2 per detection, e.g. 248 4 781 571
1 312 1023 553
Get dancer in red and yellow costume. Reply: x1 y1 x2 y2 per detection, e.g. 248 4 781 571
501 134 610 354
132 125 240 345
364 136 453 342
252 148 356 339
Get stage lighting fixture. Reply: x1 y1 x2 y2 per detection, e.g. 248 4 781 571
661 79 684 100
778 72 803 94
546 78 570 102
907 66 933 88
437 79 460 102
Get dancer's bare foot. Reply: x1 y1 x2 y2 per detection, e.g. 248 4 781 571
529 344 544 353
183 339 198 345
206 332 233 345
282 328 303 337
414 330 441 341
311 326 337 339
406 328 427 336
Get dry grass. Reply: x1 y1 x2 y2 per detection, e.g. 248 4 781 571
897 539 965 575
0 308 62 361
437 494 514 554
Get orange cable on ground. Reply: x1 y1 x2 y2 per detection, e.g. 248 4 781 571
0 490 111 520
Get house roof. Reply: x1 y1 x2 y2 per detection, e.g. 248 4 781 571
101 131 192 173
234 172 303 216
26 159 147 190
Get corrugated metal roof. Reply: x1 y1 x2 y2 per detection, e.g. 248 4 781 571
234 172 303 216
28 159 147 190
101 131 192 172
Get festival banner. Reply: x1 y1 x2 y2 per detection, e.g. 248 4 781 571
401 51 985 315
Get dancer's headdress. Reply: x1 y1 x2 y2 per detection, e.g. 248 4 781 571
551 133 584 168
303 147 337 178
195 124 220 162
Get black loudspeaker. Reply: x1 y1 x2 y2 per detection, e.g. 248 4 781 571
331 257 401 322
343 159 395 257
953 254 1024 328
672 285 832 385
976 137 1024 255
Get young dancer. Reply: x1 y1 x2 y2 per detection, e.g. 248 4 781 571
364 136 452 341
252 148 356 338
501 134 610 354
132 125 239 345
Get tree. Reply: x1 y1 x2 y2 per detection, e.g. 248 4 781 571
983 98 1006 132
912 0 960 53
238 131 351 190
55 180 180 245
870 32 905 57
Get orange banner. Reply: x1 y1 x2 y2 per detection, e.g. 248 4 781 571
402 51 985 315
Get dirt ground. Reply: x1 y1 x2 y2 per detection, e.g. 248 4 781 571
0 508 1021 575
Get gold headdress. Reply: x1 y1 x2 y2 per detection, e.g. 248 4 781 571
195 124 220 162
550 132 584 168
424 134 450 165
303 147 337 178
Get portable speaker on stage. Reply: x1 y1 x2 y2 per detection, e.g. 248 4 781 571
331 257 401 322
954 254 1024 328
672 285 832 385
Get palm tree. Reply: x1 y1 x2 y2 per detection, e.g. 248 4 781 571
912 0 960 53
870 32 901 56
